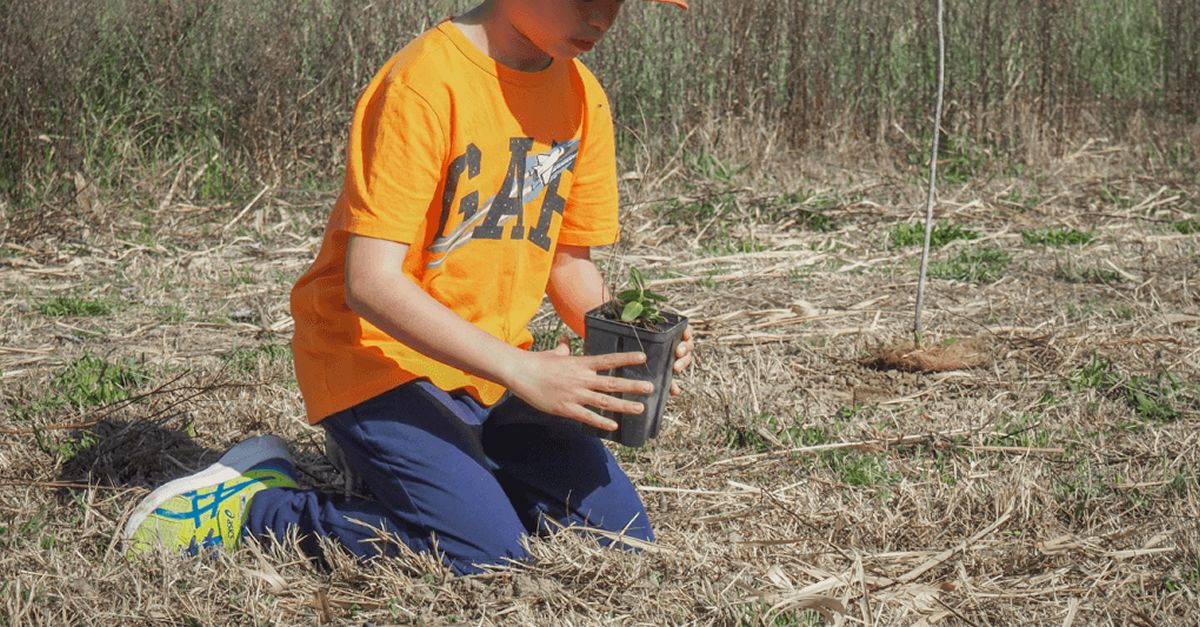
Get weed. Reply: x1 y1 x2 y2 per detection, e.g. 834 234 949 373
1054 261 1124 284
1172 219 1199 235
928 247 1011 283
52 354 149 411
1124 372 1194 422
835 404 866 420
1068 356 1198 422
725 424 768 453
987 413 1052 448
1022 228 1096 246
653 194 736 226
35 295 111 317
1161 560 1200 594
156 303 188 324
825 451 902 488
1109 303 1137 320
223 342 291 374
1065 297 1137 322
1001 189 1042 212
687 152 746 183
770 191 848 232
737 603 822 627
1069 355 1117 390
53 432 97 463
785 267 810 284
889 221 978 248
1052 457 1107 522
703 238 769 256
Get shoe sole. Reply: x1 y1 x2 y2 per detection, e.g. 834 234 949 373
120 434 291 545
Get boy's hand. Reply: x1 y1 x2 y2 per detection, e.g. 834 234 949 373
669 325 695 397
503 340 654 432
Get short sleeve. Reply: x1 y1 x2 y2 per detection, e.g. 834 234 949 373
340 80 447 244
559 83 619 248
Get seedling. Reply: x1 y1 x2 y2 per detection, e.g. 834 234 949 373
614 267 666 327
584 266 688 447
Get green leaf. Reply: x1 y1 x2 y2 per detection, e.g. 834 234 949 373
630 267 646 291
616 289 641 303
621 301 644 322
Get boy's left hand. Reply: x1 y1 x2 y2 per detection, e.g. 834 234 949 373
669 325 695 397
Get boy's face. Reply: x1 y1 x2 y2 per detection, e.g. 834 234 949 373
504 0 626 60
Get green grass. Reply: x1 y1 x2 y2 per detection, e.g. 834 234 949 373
703 237 769 256
223 341 291 374
987 412 1054 449
1162 560 1200 594
1064 297 1137 322
51 354 149 410
1054 261 1124 284
827 451 902 488
35 295 111 317
1173 219 1199 235
1022 228 1096 246
8 354 152 424
655 190 840 236
1001 189 1043 212
771 190 851 232
737 603 823 627
725 414 841 453
928 247 1011 283
1068 355 1198 423
686 152 746 183
889 221 978 248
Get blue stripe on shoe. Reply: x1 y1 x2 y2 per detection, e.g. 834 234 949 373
152 478 263 524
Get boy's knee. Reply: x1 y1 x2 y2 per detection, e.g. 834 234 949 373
596 510 654 545
441 527 529 575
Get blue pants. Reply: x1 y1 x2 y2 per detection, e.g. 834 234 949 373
243 380 653 574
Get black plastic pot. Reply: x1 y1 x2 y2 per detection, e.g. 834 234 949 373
583 302 688 448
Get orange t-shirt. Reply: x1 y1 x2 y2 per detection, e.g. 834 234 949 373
290 20 620 424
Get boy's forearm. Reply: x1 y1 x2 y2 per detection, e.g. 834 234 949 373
546 245 612 338
350 275 527 388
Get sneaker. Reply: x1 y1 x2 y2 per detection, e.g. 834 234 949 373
122 434 298 556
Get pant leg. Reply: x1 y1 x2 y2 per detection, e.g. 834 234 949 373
482 396 654 545
245 381 530 574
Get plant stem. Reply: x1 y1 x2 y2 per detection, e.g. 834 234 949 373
914 0 946 350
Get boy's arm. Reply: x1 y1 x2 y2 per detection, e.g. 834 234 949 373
344 234 652 430
547 245 696 396
545 244 611 337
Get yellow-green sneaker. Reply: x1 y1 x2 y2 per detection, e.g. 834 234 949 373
122 434 297 556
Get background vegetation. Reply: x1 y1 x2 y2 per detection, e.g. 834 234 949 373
2 0 1197 222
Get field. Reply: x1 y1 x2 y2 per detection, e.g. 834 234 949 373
3 0 1200 625
3 142 1199 624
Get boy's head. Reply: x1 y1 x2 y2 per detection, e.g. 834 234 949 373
500 0 687 61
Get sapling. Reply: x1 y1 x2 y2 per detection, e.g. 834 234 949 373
863 0 986 373
913 0 946 349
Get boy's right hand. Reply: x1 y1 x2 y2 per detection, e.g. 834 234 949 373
502 340 654 432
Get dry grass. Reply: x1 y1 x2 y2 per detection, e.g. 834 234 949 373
2 140 1200 625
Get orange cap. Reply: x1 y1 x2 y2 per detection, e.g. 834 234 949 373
649 0 689 8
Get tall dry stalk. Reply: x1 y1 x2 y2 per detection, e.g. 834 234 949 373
913 0 946 349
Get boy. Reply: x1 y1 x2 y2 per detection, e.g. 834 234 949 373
123 0 693 575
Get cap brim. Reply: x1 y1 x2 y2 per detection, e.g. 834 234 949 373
648 0 689 8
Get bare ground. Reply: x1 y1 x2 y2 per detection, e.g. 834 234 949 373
2 145 1199 625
